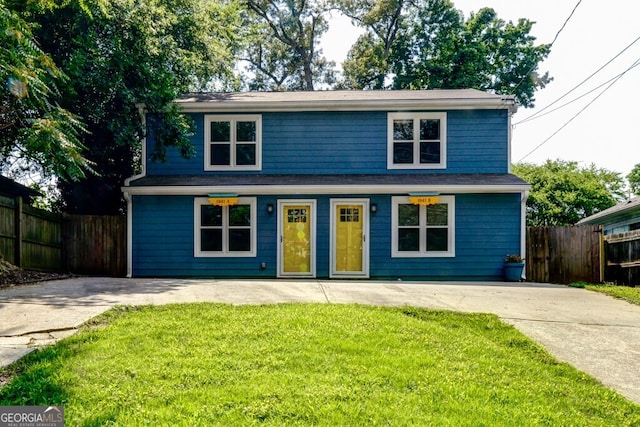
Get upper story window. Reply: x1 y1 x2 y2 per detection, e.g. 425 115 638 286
387 112 446 169
204 115 262 171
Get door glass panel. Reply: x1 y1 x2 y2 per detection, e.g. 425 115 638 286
336 205 363 272
283 205 311 273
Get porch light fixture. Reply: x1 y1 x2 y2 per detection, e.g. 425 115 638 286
408 192 440 206
370 203 377 213
267 203 274 214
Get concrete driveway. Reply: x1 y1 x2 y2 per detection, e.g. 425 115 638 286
1 278 639 405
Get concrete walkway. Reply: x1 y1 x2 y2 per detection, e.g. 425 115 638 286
1 278 639 405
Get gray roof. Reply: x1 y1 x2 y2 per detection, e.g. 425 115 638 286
577 197 640 225
174 89 517 113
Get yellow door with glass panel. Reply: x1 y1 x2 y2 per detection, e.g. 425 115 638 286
278 200 316 277
331 199 369 278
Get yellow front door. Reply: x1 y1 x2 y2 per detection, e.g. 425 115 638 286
332 200 368 277
281 203 313 275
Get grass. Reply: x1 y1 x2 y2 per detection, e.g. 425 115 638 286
569 282 640 306
1 303 639 426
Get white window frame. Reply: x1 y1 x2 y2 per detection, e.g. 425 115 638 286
391 195 455 257
387 112 447 169
204 114 262 171
194 197 257 257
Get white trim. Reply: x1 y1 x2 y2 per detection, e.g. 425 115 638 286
387 112 447 170
122 183 530 196
391 195 456 258
277 199 317 278
520 190 529 279
194 197 257 257
122 105 148 278
124 191 133 278
177 99 515 113
204 114 262 171
330 199 370 278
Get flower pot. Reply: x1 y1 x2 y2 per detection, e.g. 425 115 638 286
504 262 524 282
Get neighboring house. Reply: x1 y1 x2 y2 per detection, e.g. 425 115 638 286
577 197 640 235
122 90 530 280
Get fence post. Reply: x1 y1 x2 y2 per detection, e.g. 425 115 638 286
14 196 22 268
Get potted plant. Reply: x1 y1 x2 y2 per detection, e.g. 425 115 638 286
503 254 525 282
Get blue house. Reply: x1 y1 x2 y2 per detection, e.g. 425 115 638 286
122 90 529 281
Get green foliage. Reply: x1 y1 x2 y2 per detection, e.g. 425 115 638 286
243 0 335 90
339 0 550 107
583 283 640 306
513 160 626 226
0 2 92 181
23 0 242 213
628 163 640 196
2 304 639 425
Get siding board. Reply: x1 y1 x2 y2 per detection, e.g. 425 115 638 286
132 193 522 280
146 110 509 176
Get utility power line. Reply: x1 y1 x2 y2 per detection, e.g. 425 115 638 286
517 57 640 163
516 34 640 125
517 57 640 125
510 0 582 95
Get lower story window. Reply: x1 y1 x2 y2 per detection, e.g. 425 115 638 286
195 197 256 257
392 195 455 257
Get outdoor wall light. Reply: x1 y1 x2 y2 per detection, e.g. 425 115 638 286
370 203 377 213
267 204 274 214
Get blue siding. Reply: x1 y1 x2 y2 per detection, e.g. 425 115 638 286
132 193 521 281
146 110 509 176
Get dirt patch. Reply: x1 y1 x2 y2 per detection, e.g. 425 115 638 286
0 258 71 289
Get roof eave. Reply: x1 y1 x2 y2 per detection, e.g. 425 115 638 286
122 183 530 196
175 98 516 113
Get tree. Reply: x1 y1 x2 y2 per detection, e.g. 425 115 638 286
21 0 242 214
242 0 335 90
339 0 551 107
513 160 626 226
0 1 91 182
628 163 640 196
336 0 405 89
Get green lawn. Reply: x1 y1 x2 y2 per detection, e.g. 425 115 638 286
570 282 640 306
1 303 638 426
587 284 640 305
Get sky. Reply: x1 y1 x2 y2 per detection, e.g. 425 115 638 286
321 0 640 178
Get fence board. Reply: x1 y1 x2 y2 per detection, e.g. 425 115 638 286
526 225 603 284
63 215 126 277
604 230 640 287
0 196 15 264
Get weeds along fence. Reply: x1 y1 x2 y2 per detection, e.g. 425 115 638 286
604 230 640 287
0 196 126 276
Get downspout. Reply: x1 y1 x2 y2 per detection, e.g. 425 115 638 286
122 103 148 278
520 189 529 280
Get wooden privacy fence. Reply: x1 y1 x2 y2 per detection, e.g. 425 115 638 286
63 215 127 277
0 195 126 276
526 225 603 285
0 195 62 271
604 230 640 286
